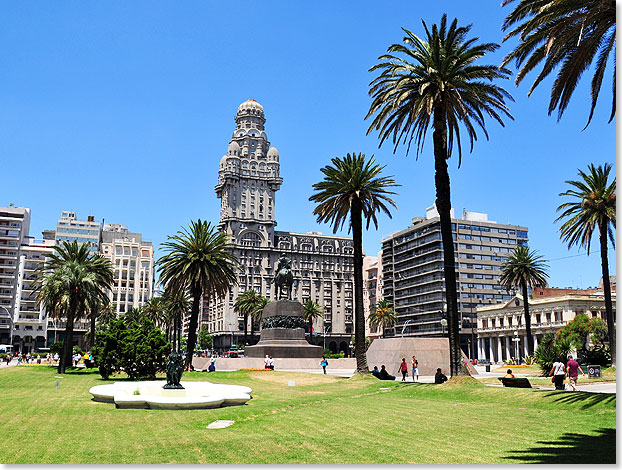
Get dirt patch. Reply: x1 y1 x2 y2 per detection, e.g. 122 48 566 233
445 376 484 387
249 371 342 386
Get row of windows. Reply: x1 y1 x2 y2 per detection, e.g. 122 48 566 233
56 227 100 236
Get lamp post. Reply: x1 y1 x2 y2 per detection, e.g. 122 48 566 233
439 303 448 337
400 319 414 337
512 330 520 361
323 323 331 351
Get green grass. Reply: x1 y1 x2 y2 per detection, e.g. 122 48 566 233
0 366 615 464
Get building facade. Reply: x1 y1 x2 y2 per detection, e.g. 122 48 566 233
100 224 155 315
54 211 101 252
0 205 31 345
380 205 529 358
363 254 384 340
204 99 354 354
477 293 615 362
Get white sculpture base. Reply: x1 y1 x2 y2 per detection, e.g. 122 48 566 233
89 381 252 410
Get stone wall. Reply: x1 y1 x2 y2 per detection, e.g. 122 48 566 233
365 337 450 376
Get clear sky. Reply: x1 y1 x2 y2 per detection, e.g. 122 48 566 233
1 1 616 289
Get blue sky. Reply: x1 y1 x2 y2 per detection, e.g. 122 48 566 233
1 1 616 289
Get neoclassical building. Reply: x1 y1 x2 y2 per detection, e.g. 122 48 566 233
477 292 615 362
203 99 354 353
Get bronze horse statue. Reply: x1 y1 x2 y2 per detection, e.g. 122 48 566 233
272 254 294 300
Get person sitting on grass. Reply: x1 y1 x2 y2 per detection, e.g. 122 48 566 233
371 366 382 379
504 369 515 378
434 368 448 384
379 365 396 381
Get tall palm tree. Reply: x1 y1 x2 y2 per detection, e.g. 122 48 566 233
157 220 238 367
37 241 114 373
250 297 269 342
366 15 513 376
143 296 167 330
310 153 398 374
233 289 265 345
302 299 323 341
500 246 549 356
501 0 616 126
556 163 616 366
368 299 397 337
163 287 191 352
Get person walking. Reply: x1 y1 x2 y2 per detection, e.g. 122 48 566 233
411 356 419 381
549 359 566 390
398 358 408 381
320 356 328 374
566 355 586 391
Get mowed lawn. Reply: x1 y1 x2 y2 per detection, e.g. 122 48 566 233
0 366 615 464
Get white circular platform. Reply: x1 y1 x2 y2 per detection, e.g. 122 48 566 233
89 380 252 410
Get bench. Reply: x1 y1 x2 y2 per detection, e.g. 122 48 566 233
498 377 532 388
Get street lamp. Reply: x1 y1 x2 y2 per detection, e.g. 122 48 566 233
440 318 448 337
439 303 448 337
512 330 520 361
323 323 331 350
400 319 414 337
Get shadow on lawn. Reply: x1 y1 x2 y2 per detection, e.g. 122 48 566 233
504 428 615 464
542 390 615 410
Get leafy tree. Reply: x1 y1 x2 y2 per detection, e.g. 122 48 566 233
533 333 572 375
501 0 616 126
198 325 213 351
500 246 549 355
310 153 398 374
49 341 64 355
302 299 323 339
556 313 608 351
556 163 616 366
37 241 114 374
368 299 397 336
93 314 170 380
366 15 512 375
157 220 238 367
234 289 265 345
250 297 269 341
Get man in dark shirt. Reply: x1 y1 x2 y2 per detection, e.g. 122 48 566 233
379 365 396 381
435 368 448 384
566 355 586 391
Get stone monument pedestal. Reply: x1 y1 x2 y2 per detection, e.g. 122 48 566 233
245 300 323 358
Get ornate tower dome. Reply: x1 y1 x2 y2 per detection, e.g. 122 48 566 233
237 99 265 118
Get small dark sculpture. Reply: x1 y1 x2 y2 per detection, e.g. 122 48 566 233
272 253 294 299
261 315 307 330
163 352 185 389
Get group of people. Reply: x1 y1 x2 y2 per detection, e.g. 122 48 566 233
371 358 448 385
5 352 60 365
549 355 587 391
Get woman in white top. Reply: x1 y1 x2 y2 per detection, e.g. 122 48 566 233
549 360 566 390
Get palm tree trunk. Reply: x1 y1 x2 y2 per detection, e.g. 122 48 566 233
599 221 615 367
351 197 368 373
522 281 534 356
433 105 463 376
89 314 96 351
59 308 76 374
185 284 202 369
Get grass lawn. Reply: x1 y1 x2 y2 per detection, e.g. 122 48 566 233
0 366 615 464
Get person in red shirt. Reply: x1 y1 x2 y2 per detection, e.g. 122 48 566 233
566 355 586 391
398 358 408 381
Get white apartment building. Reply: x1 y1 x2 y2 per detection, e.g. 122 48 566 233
13 237 55 352
54 211 101 252
0 205 31 345
100 224 154 314
477 292 615 362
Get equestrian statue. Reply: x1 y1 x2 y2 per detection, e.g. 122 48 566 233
272 253 294 300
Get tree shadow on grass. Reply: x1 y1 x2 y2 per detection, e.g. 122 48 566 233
542 390 615 410
504 428 615 464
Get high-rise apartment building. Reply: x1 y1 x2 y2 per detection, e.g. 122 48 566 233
381 205 528 357
0 205 30 345
100 224 154 314
54 211 101 252
204 99 355 353
363 254 384 340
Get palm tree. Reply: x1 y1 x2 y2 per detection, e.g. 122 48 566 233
143 296 167 330
250 297 269 342
302 300 323 341
366 15 513 376
501 0 616 126
233 289 265 345
368 299 397 337
500 246 549 356
163 287 191 352
556 163 616 366
37 241 114 373
157 220 238 367
310 153 398 374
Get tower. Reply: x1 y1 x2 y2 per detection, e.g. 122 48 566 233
215 99 283 249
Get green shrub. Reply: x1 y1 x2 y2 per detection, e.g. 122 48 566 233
580 345 611 367
73 346 84 356
324 352 344 359
49 341 64 355
534 333 572 375
92 314 170 380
